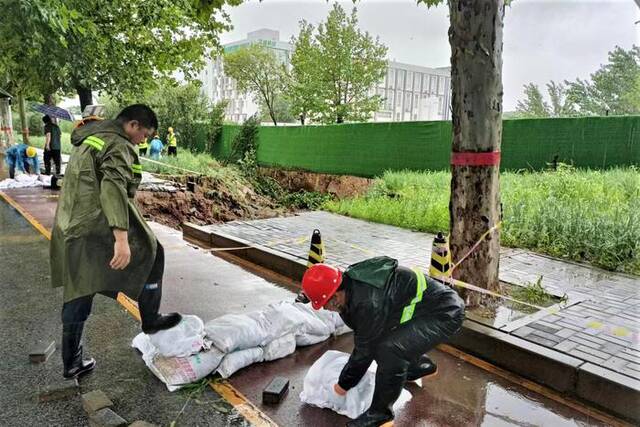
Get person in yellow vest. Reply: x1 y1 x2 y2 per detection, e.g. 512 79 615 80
138 137 149 156
166 127 177 156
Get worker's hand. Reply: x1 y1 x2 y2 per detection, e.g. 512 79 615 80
333 383 347 396
110 229 131 270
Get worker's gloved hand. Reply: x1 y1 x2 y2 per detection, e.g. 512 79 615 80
334 383 347 396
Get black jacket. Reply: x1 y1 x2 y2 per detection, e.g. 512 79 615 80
337 256 465 390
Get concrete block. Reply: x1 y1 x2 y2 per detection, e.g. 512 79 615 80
89 408 127 427
577 363 640 424
38 378 79 402
29 340 56 363
82 390 113 414
129 422 159 427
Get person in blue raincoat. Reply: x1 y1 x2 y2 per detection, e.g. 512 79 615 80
149 134 164 160
5 143 40 178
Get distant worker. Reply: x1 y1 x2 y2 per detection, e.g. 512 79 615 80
5 143 40 179
43 115 62 175
149 134 164 160
166 126 177 157
302 256 465 427
138 136 149 156
50 104 182 380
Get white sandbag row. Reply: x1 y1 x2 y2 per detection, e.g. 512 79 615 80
300 350 412 419
132 302 352 390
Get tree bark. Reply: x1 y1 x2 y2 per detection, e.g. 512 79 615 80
448 0 504 307
43 94 55 105
17 93 29 144
76 86 93 113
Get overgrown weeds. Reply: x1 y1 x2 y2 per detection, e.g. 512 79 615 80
324 167 640 274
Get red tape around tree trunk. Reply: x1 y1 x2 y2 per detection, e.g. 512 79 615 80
451 151 501 166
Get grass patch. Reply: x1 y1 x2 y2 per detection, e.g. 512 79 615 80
324 167 640 275
509 276 567 307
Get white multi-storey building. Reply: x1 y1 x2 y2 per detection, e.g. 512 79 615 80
198 29 451 123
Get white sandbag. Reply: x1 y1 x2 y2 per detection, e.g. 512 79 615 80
295 333 331 347
300 350 411 419
262 333 296 361
204 312 274 353
217 347 264 379
132 333 224 392
0 174 44 189
148 315 207 357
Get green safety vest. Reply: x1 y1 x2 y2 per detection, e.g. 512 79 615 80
167 133 177 147
400 268 428 324
139 138 148 149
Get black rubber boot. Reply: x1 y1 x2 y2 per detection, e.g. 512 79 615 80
62 322 96 379
406 354 437 381
138 282 182 334
346 410 393 427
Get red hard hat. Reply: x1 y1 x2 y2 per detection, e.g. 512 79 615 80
302 264 343 310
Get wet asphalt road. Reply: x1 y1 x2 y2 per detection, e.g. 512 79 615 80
0 200 245 427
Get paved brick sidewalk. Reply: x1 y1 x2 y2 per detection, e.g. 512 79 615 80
202 210 640 381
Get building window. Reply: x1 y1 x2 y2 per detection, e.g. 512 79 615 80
396 112 401 121
438 97 444 115
415 73 422 92
406 71 413 90
438 77 446 95
388 69 396 89
422 74 429 93
398 70 406 89
396 90 403 108
404 92 412 112
430 75 437 93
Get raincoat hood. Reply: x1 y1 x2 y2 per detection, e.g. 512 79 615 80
344 256 398 289
71 120 129 147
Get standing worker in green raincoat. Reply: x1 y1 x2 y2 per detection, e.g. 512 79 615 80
50 104 181 379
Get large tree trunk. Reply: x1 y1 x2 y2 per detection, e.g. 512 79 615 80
76 86 93 113
448 0 504 307
17 93 29 144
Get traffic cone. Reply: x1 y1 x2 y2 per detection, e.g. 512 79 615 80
429 232 451 280
307 229 325 267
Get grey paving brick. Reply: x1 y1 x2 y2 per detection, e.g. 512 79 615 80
554 340 579 352
621 368 640 380
605 356 633 371
555 328 577 339
574 333 607 345
530 322 562 335
512 326 535 338
568 336 603 350
526 333 560 348
568 349 607 364
575 345 610 360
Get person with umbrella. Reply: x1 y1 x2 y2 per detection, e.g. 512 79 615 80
43 115 62 175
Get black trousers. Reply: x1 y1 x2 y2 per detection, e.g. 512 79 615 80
139 147 147 156
369 309 465 417
167 146 177 156
44 149 61 175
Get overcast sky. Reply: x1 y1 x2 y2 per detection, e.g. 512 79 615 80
220 0 640 111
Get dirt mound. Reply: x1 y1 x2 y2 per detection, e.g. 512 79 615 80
136 175 285 229
260 168 372 198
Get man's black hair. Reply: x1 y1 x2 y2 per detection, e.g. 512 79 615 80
42 115 52 124
116 104 158 130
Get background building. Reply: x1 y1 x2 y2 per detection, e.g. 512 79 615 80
198 29 451 123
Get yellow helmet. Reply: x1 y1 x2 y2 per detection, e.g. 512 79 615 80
26 146 37 158
168 127 173 133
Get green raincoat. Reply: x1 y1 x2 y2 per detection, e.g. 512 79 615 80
50 120 158 302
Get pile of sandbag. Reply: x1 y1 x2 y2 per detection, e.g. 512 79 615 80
132 301 351 391
0 174 49 189
300 350 412 419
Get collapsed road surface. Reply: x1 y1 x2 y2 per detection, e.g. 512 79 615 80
0 185 629 427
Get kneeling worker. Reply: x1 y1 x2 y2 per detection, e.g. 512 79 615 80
302 256 465 427
50 104 181 380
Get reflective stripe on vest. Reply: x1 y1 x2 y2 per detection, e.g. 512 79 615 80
400 268 428 324
131 163 142 175
83 135 105 151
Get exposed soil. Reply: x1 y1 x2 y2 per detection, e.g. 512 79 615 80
260 168 372 198
136 175 285 229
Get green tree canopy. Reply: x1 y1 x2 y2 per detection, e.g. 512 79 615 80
515 81 575 118
223 44 288 126
289 3 388 124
